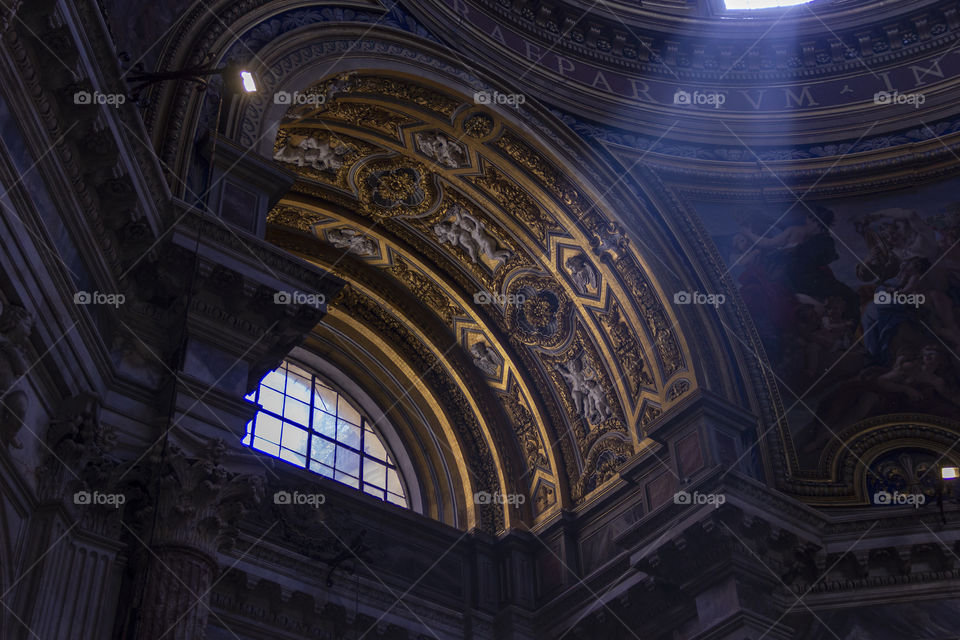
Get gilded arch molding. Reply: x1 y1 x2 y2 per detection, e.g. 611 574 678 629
147 15 778 529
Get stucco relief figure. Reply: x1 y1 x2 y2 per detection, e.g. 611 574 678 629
0 300 33 448
433 206 512 267
416 132 467 169
556 355 611 424
470 342 500 376
565 254 598 292
273 136 349 172
327 228 378 257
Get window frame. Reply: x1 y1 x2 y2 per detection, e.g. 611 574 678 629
244 358 412 509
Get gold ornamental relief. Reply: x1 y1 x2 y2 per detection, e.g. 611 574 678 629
501 381 550 474
346 76 462 119
266 204 331 233
355 157 439 218
313 101 410 139
504 274 574 349
387 256 464 327
469 167 558 246
494 131 583 210
600 303 655 403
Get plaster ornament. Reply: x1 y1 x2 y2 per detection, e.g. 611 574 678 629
565 254 598 292
470 341 500 376
416 131 467 168
433 205 512 267
327 228 378 257
273 136 350 172
556 354 612 424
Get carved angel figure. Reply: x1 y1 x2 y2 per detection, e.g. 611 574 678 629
0 300 33 448
433 206 512 267
416 132 466 169
470 342 500 377
565 254 598 291
556 355 611 424
273 136 349 172
327 228 378 257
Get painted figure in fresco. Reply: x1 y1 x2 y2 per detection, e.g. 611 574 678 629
802 343 960 454
737 206 859 384
433 206 512 267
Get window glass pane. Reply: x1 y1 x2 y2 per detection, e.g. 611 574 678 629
279 449 306 467
336 446 360 476
309 460 334 478
262 370 287 392
364 484 386 499
363 427 387 459
252 437 279 457
313 410 336 438
338 396 362 425
364 458 386 488
255 414 282 444
283 398 310 426
314 383 338 414
244 390 257 401
335 470 359 488
337 420 361 450
311 436 336 467
281 424 308 454
386 493 406 507
387 468 403 495
286 372 312 403
259 387 284 415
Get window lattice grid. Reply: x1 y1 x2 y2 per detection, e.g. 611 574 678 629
243 361 407 507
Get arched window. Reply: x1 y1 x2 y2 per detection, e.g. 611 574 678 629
244 360 408 507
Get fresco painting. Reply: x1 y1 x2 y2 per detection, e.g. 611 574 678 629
701 180 960 464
